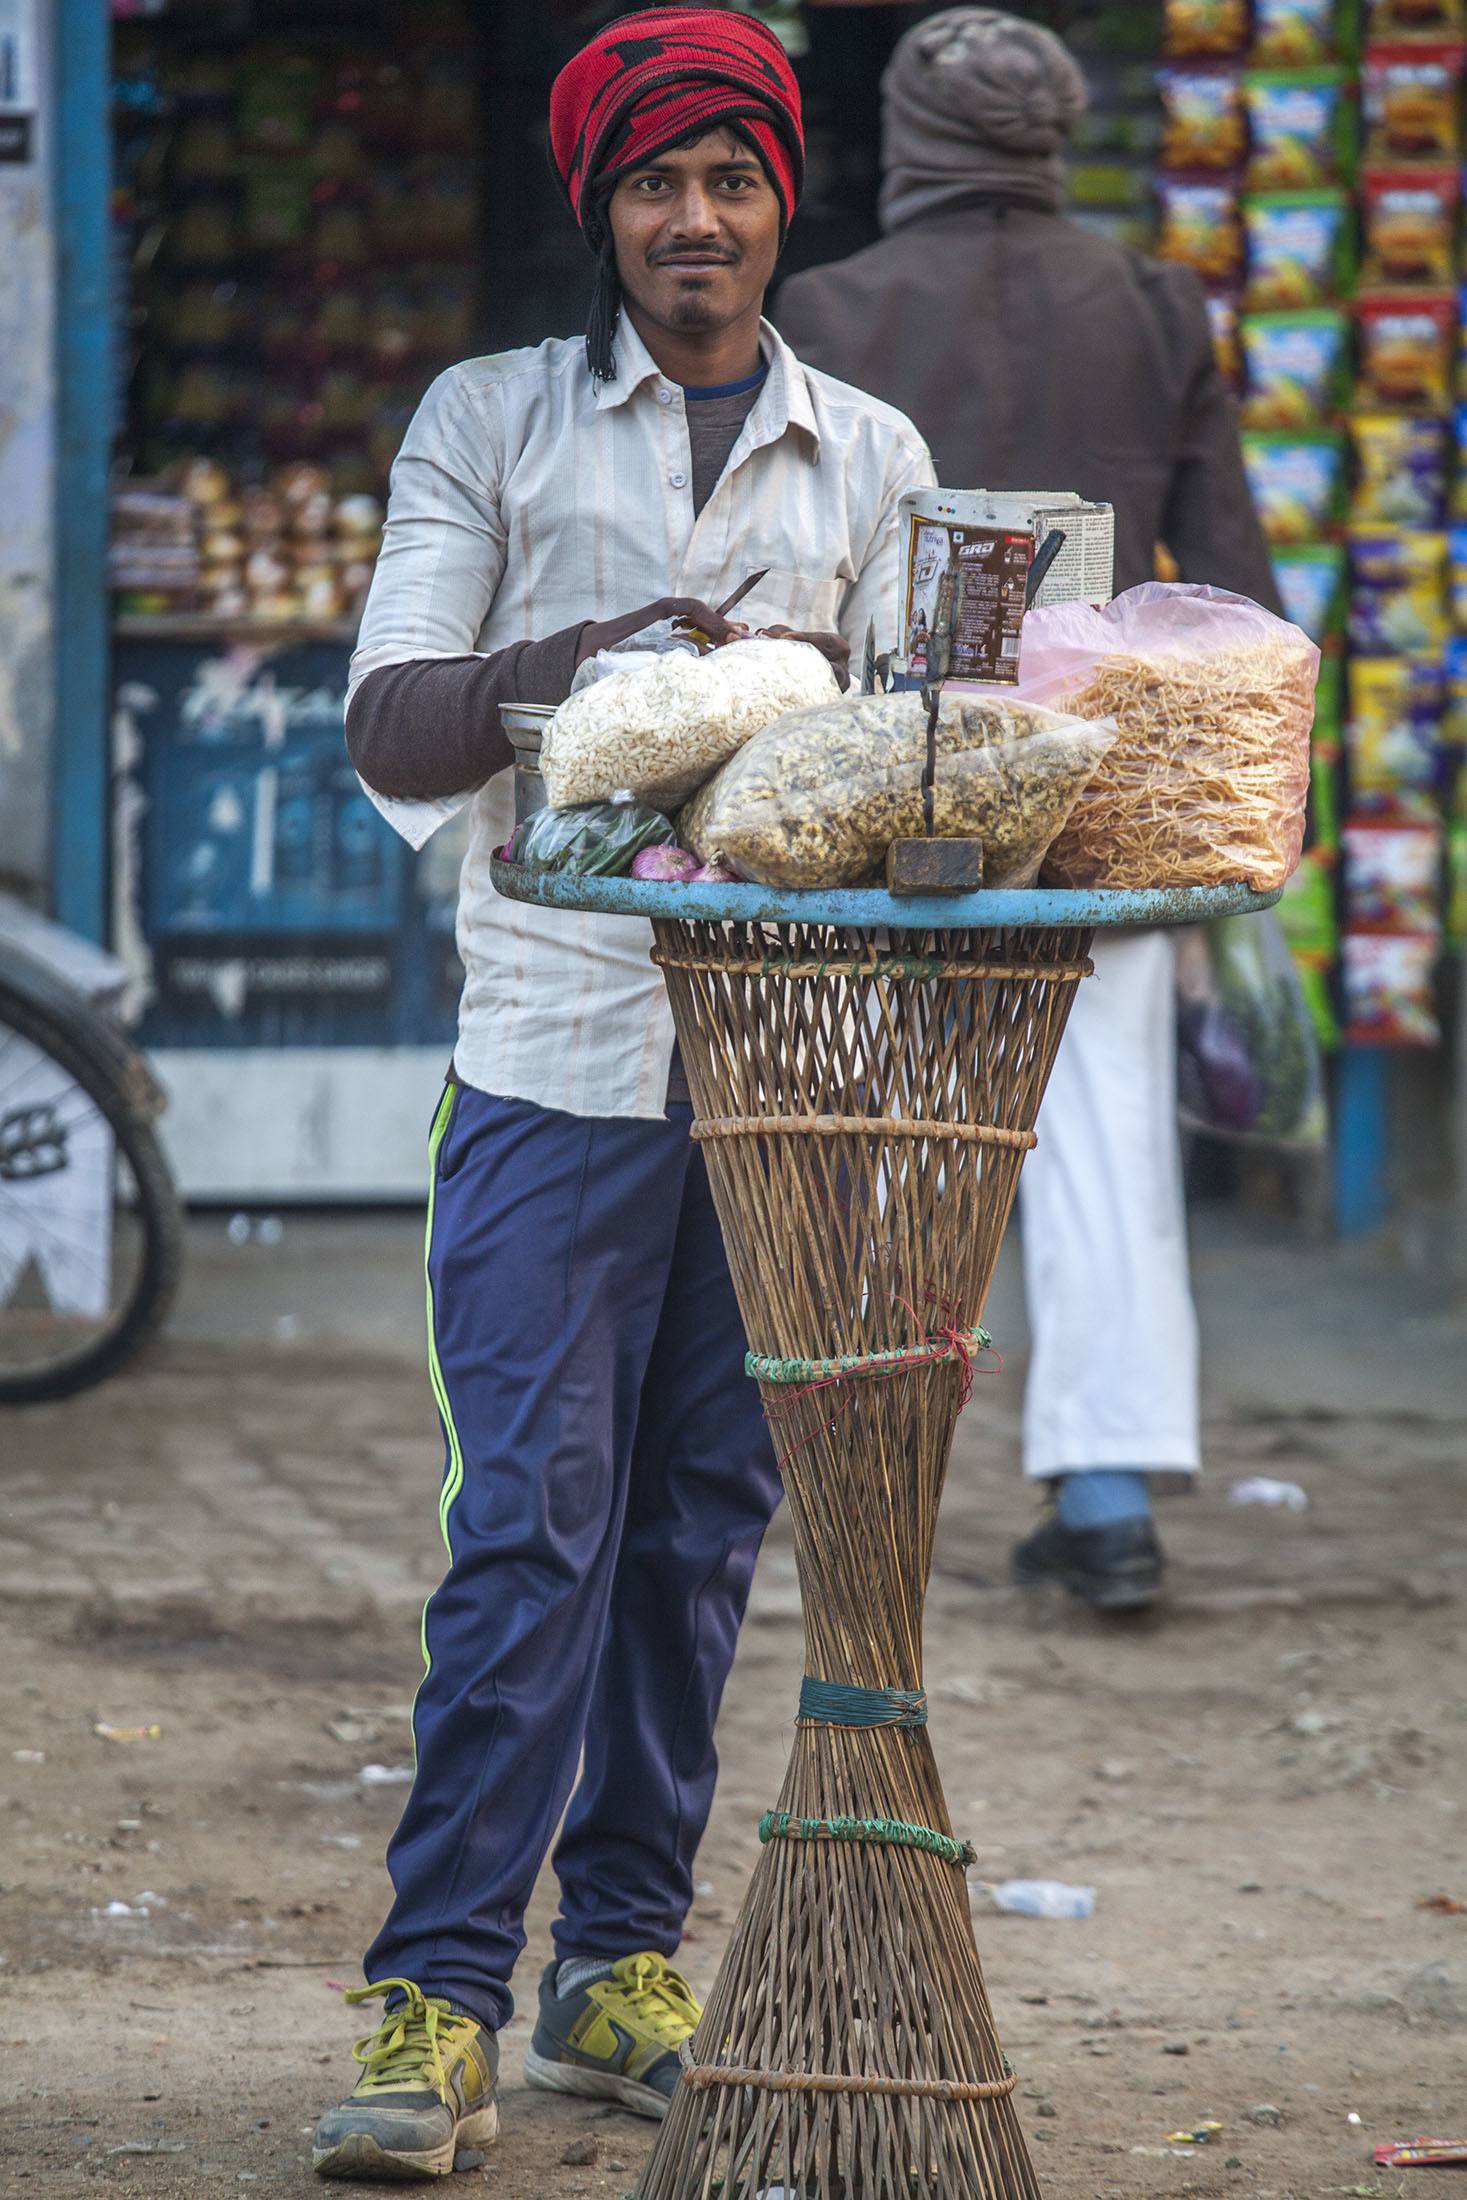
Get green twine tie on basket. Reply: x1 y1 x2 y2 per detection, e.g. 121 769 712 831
759 1810 975 1871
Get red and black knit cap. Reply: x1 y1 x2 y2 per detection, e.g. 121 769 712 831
549 7 805 379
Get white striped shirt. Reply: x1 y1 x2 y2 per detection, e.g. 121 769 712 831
352 315 934 1118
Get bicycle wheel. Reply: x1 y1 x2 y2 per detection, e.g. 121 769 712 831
0 968 183 1403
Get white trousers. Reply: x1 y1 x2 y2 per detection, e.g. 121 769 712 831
1017 931 1200 1482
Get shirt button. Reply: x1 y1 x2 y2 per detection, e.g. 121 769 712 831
669 469 687 488
657 387 674 405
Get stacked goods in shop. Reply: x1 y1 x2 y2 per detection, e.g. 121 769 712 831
111 7 479 625
1161 0 1464 1051
1339 0 1463 1044
109 485 200 613
111 461 383 626
1160 0 1355 1043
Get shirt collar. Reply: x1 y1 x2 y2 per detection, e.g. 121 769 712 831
593 314 821 458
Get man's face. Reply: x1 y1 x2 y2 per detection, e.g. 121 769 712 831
608 129 781 340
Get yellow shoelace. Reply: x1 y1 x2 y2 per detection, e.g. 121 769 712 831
345 1978 464 2096
603 1953 701 2047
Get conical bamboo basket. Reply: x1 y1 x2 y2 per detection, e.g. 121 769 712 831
637 915 1094 2200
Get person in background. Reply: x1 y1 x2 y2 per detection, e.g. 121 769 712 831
778 5 1282 1614
310 8 932 2181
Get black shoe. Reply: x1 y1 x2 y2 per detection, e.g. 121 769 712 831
1011 1512 1164 1612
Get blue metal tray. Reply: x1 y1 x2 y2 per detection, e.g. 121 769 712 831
488 861 1280 932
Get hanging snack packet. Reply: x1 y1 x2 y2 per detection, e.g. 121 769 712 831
1244 70 1352 191
1312 742 1343 850
1253 0 1344 66
1207 290 1244 384
1347 656 1444 801
1165 0 1250 56
1243 191 1351 309
1453 407 1467 513
1158 178 1246 282
1450 525 1467 623
1243 429 1347 540
1314 652 1346 742
1350 412 1448 524
1241 309 1349 426
1348 530 1450 654
1444 631 1467 734
1360 169 1458 288
1447 798 1467 947
1160 66 1249 169
1279 850 1339 960
1272 541 1346 641
1362 43 1466 165
1367 0 1465 31
1276 851 1341 1047
1355 292 1456 411
1344 816 1443 929
1342 929 1441 1042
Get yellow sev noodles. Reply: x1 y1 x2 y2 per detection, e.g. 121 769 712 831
1040 634 1315 892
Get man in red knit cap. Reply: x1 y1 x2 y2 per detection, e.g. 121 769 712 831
311 8 931 2180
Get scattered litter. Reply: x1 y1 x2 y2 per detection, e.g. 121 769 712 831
560 2136 599 2167
1162 2039 1191 2056
11 1750 44 1765
275 1314 302 1342
135 1890 164 1908
98 1900 146 1919
106 2140 185 2156
1166 2123 1223 2146
1094 1759 1136 1784
1348 2112 1363 2125
94 1722 162 1743
227 1213 284 1246
324 1979 350 1993
984 1879 1095 1919
116 1819 142 1834
1245 2103 1284 2128
357 1763 413 1787
1373 2139 1467 2168
1228 1476 1308 1511
321 1835 363 1850
1419 1893 1465 1915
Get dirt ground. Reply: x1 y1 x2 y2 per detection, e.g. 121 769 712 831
1 1210 1465 2199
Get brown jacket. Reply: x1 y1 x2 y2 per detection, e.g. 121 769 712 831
776 201 1281 611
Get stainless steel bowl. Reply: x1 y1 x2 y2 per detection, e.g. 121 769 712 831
501 702 554 826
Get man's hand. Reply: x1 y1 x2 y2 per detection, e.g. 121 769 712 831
574 597 750 664
574 600 852 689
757 624 851 691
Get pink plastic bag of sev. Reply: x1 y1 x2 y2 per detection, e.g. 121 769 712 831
1015 582 1318 893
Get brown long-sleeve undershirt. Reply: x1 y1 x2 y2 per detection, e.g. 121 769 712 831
343 378 764 803
344 625 587 801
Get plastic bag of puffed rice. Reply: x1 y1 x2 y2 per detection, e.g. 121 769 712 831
539 636 839 812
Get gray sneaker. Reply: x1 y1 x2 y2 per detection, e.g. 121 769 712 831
522 1952 700 2121
312 1979 499 2181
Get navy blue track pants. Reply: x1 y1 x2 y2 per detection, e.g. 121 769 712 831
363 1085 782 2033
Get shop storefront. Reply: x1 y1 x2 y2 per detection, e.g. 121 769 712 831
47 0 1466 1211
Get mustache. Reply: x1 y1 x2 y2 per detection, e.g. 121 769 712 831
648 246 738 266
